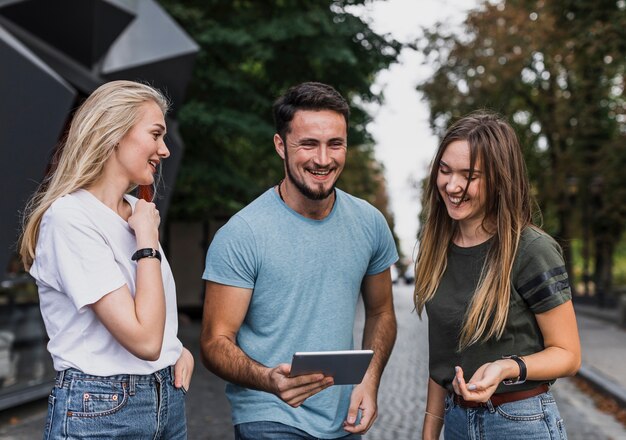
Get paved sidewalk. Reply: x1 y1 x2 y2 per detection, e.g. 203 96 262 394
1 293 625 439
574 303 626 408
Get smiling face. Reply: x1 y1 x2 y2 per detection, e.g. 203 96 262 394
437 140 486 228
114 100 169 186
275 109 347 201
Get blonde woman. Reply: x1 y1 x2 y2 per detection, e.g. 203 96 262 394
20 80 193 439
414 111 580 440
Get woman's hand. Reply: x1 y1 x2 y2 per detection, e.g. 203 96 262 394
174 347 194 391
128 199 160 248
452 360 518 403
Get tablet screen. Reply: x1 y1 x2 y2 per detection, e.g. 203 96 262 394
290 350 374 385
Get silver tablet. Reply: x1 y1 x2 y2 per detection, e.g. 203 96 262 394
290 349 374 385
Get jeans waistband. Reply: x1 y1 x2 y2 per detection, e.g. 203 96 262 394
55 366 174 395
452 383 550 409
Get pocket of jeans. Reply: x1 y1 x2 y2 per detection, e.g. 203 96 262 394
68 380 128 417
496 396 545 421
43 393 56 439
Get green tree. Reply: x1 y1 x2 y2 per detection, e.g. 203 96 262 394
158 0 402 238
416 0 626 298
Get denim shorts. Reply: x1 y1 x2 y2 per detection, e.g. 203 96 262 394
234 421 362 440
443 390 568 439
43 366 187 440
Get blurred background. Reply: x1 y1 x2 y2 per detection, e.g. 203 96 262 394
1 0 625 438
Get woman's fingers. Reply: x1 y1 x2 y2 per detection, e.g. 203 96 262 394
452 366 464 395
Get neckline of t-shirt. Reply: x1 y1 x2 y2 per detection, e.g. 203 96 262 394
75 189 135 230
270 187 339 224
450 237 493 255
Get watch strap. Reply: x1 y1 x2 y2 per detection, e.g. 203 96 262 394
131 248 162 262
502 355 527 385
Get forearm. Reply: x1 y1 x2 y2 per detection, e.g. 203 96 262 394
423 378 446 440
96 199 167 360
132 229 165 347
459 303 581 397
92 255 166 360
201 335 272 392
523 302 581 381
484 347 579 386
133 257 166 348
361 308 397 385
522 346 581 381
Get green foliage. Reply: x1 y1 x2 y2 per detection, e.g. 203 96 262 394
570 236 626 289
615 238 626 286
416 0 626 292
158 0 402 222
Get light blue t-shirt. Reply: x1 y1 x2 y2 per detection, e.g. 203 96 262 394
203 187 398 438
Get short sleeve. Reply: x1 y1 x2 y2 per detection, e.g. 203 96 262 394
513 232 571 314
366 209 399 275
33 206 126 310
202 216 258 289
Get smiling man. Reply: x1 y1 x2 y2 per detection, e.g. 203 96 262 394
200 82 398 439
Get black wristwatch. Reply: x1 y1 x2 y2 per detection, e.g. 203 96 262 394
502 354 527 385
131 248 162 262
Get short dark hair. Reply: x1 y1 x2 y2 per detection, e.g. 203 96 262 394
272 82 350 141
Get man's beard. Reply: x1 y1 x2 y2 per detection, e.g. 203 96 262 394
284 147 336 201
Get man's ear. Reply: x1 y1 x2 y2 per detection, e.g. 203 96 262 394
274 134 285 159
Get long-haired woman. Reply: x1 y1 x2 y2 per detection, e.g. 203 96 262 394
20 80 193 439
414 111 580 439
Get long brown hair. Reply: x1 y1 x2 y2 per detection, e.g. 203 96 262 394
414 111 534 349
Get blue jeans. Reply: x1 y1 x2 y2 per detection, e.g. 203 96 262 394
43 367 187 439
443 391 567 439
234 421 362 440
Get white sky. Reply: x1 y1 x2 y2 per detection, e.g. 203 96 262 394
352 0 479 261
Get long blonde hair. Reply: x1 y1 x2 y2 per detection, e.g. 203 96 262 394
414 111 533 350
19 80 169 270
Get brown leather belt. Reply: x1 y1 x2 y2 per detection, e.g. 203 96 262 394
453 383 550 409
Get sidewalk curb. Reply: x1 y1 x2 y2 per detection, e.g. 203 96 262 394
573 304 620 326
577 364 626 408
573 304 626 408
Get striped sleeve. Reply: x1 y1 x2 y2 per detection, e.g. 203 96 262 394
514 233 572 313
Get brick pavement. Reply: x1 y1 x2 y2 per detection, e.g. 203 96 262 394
177 317 234 440
355 282 428 439
2 285 626 439
574 307 626 406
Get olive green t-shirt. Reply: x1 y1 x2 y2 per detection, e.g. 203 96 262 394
426 226 572 394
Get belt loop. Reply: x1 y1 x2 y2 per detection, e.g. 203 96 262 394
486 399 495 413
129 375 136 396
55 369 66 388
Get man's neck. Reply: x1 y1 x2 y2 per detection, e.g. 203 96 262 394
276 180 336 220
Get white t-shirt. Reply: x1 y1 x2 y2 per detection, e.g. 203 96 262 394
30 189 182 375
